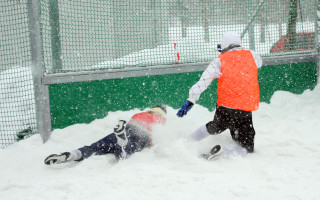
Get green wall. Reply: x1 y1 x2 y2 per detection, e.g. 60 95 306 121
49 62 318 129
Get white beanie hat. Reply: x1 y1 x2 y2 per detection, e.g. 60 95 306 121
221 31 241 50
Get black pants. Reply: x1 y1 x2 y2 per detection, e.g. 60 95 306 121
206 106 255 152
77 124 151 160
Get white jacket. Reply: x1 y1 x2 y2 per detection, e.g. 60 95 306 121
187 47 263 104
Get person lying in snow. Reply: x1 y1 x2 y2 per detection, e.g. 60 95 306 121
44 105 167 165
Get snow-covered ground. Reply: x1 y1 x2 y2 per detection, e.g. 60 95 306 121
1 84 320 200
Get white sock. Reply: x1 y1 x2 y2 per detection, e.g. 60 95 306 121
68 150 82 161
188 125 210 141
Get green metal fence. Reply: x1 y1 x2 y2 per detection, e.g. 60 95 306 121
39 0 317 73
0 1 37 148
0 0 319 148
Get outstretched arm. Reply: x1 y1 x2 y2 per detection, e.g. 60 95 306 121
188 58 221 104
177 58 221 117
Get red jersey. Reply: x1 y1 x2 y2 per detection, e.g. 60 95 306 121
128 112 166 133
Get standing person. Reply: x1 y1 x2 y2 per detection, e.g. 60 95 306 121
45 105 167 165
177 31 262 154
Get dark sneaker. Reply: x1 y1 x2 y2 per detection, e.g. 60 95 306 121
44 152 71 165
201 145 222 160
114 120 127 134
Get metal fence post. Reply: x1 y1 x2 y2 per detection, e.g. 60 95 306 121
248 0 255 50
317 0 320 83
241 0 265 40
49 0 62 71
28 0 52 143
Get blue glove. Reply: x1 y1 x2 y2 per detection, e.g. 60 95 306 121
177 101 194 117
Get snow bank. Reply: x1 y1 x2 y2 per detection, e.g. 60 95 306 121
1 85 320 200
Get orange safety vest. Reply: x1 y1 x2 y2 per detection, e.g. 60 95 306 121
217 50 260 111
